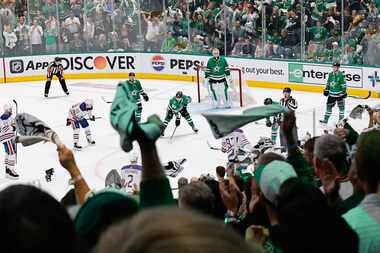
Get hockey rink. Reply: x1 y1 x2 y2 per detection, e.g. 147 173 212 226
0 79 377 199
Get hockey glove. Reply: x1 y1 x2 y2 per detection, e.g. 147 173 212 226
323 89 329 96
142 92 149 102
342 92 347 99
266 118 272 127
175 117 181 127
90 116 96 121
66 118 71 126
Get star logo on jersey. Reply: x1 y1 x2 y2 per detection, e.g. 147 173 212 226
213 66 220 72
9 60 24 74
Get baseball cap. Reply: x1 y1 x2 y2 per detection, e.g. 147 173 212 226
254 160 297 204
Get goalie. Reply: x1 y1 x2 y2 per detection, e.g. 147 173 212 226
205 48 232 108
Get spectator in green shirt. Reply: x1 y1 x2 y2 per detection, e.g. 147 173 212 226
309 20 328 42
161 31 177 52
343 130 380 253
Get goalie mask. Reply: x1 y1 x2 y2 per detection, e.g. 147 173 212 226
212 48 220 58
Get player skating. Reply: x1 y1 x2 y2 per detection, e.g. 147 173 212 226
119 72 149 122
320 62 347 124
160 91 198 136
0 104 19 179
67 99 96 150
205 48 232 108
221 128 253 163
44 57 69 98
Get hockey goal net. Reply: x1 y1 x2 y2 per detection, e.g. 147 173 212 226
195 66 256 107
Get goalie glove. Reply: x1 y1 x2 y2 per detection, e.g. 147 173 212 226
142 92 149 102
175 116 181 127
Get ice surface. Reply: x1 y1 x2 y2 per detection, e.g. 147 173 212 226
0 79 377 199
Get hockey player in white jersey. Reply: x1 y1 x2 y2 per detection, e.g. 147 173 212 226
120 152 141 194
221 128 253 163
0 104 19 179
66 99 96 150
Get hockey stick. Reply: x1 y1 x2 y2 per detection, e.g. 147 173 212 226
348 91 372 99
101 96 112 104
207 140 221 150
170 126 178 140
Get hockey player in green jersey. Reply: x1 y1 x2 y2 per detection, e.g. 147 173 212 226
119 72 149 122
205 48 232 108
320 62 347 124
160 91 198 136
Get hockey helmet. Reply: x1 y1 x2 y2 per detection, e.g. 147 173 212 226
85 98 94 107
129 72 136 77
283 87 291 94
3 104 12 114
212 48 220 58
176 91 183 99
54 57 61 62
264 97 273 105
333 62 340 67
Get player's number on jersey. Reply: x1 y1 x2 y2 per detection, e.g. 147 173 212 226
126 175 134 188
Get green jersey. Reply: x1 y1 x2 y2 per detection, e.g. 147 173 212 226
205 56 230 81
168 95 192 114
326 71 346 97
120 80 144 103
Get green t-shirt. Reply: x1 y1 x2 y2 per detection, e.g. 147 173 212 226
309 26 328 42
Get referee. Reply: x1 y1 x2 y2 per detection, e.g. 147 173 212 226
44 57 69 97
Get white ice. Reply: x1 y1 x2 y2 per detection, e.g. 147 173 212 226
0 79 377 199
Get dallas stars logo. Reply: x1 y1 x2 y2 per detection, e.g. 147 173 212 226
213 66 220 72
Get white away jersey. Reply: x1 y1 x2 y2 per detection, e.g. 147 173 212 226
68 102 92 121
0 113 16 143
120 164 142 193
221 129 252 162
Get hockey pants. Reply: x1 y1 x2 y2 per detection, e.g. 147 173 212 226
162 107 195 129
323 96 345 122
72 119 94 144
45 73 69 95
3 139 16 171
209 80 231 108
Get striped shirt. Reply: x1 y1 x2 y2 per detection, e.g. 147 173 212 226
343 194 380 253
280 96 298 111
48 61 63 75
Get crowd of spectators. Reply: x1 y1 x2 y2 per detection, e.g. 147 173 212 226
1 100 380 253
1 0 380 65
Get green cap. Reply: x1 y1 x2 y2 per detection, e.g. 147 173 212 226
254 160 297 204
74 188 139 250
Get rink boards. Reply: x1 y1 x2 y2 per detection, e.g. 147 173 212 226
0 53 379 98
